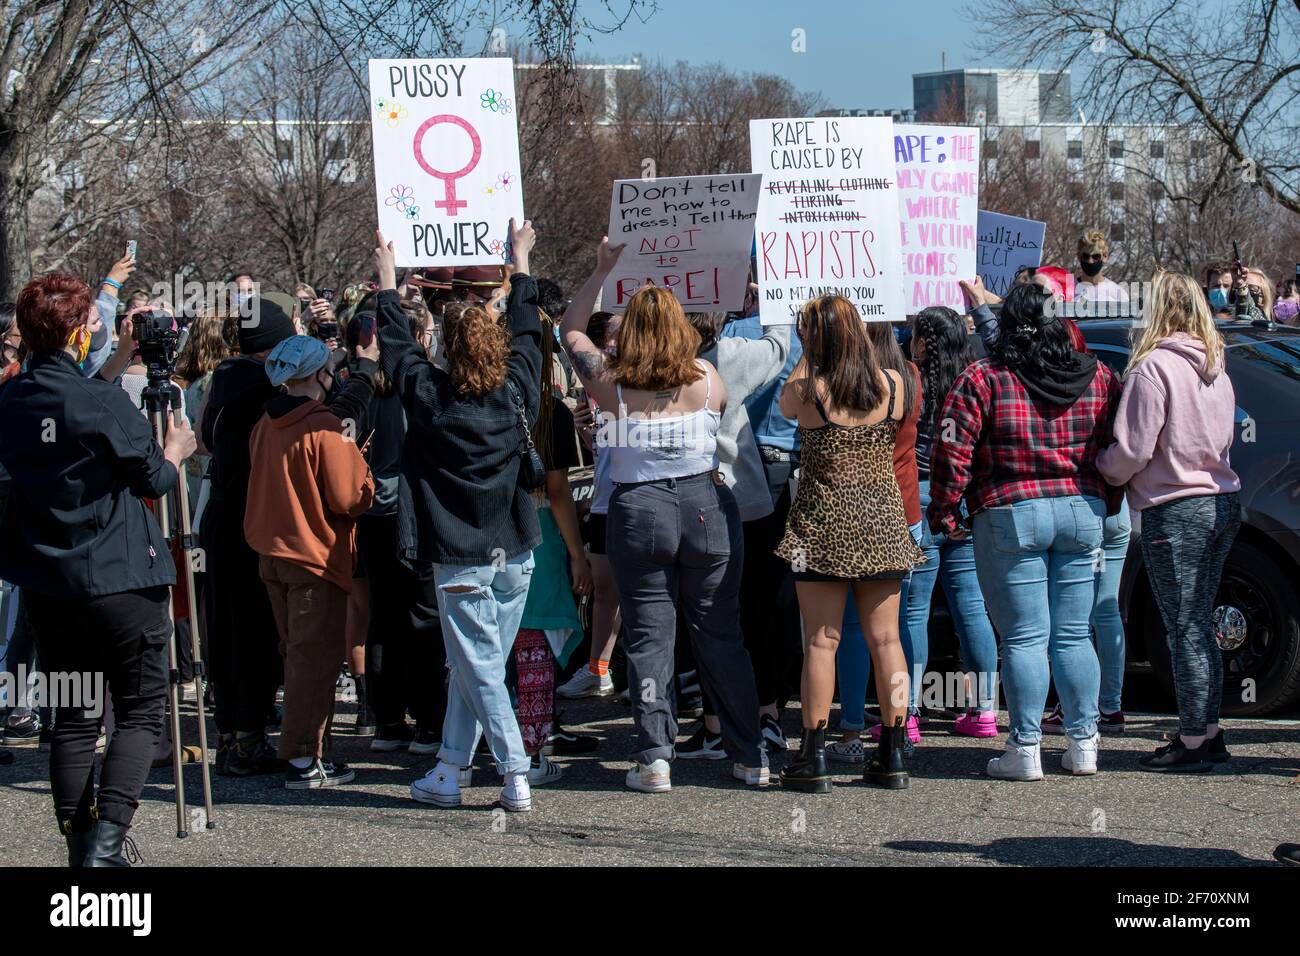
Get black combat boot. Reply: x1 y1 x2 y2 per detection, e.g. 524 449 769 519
779 721 832 793
864 716 910 789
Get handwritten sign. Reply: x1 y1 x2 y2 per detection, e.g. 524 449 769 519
976 210 1045 296
749 117 904 324
894 124 979 310
367 57 524 267
602 174 761 312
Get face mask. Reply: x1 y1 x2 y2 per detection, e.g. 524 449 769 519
67 327 91 364
1273 300 1299 324
1208 288 1230 311
1080 259 1104 277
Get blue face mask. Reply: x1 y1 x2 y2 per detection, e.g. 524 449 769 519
1208 287 1230 311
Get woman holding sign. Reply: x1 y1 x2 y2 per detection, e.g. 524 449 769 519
775 295 924 793
372 220 543 813
560 238 766 794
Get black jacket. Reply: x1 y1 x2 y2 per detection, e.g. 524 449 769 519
0 351 177 599
376 280 542 569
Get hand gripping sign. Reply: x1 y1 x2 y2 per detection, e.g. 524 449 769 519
368 58 523 266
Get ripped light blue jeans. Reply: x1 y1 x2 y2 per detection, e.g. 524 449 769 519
433 551 535 775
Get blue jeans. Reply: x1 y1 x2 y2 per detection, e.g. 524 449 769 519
836 521 923 730
433 551 535 775
1093 501 1131 713
973 496 1105 745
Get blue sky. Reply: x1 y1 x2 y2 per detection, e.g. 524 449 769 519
573 0 987 110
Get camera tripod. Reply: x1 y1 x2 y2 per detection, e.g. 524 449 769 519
141 371 216 838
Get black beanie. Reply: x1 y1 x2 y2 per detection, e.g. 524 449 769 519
238 294 297 354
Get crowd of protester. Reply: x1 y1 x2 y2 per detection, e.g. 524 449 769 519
0 221 1297 866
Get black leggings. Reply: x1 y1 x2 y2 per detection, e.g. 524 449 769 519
24 587 170 829
356 514 447 731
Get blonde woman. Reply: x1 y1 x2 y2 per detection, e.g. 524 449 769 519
1098 271 1241 773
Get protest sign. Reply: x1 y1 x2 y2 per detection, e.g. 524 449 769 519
894 124 979 310
976 210 1045 296
367 57 524 267
602 174 761 312
750 116 904 324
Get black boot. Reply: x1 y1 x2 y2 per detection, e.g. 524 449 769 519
59 818 91 868
83 817 132 867
354 675 376 736
780 721 831 793
864 716 910 789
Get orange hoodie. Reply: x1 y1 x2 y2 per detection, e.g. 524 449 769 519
245 396 374 592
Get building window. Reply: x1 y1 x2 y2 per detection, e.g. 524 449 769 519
984 140 999 159
275 138 294 161
1025 140 1041 159
325 136 345 161
1109 140 1124 159
1109 222 1125 242
1191 140 1206 160
1148 182 1164 200
1069 182 1085 201
1108 182 1125 201
1149 141 1165 159
1067 140 1083 159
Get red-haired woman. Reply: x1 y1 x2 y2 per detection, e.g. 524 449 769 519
0 273 196 866
561 238 765 794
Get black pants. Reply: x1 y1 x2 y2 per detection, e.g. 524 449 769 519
356 514 447 732
201 499 282 735
24 587 170 828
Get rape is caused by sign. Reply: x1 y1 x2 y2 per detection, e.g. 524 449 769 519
750 116 904 324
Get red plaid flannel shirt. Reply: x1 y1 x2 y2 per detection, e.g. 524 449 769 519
926 358 1122 535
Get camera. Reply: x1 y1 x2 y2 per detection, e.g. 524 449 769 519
132 309 180 379
313 320 339 341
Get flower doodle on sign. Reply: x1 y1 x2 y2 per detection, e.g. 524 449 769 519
385 185 415 210
404 205 421 221
498 96 513 115
495 172 514 191
480 88 503 112
376 98 408 127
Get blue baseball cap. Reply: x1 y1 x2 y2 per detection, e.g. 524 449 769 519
265 335 331 387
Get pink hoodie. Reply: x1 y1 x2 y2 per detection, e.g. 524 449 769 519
1097 332 1240 511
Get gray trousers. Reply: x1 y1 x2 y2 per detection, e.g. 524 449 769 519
608 473 762 767
1140 492 1240 736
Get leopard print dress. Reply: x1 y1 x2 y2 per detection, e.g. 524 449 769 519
776 384 925 581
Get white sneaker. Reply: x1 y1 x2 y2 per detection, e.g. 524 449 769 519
733 751 770 787
986 741 1044 781
499 772 532 811
556 667 615 699
1062 732 1100 775
527 752 564 786
625 758 672 793
410 761 462 807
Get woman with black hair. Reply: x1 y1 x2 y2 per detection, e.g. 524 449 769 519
928 282 1122 781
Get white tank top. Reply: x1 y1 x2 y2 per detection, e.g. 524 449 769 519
604 362 721 484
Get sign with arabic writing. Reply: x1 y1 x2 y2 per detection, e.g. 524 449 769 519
976 210 1045 296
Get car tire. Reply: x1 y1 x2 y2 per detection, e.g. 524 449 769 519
1145 539 1300 716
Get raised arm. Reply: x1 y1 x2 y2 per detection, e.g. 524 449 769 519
560 237 626 410
371 230 448 430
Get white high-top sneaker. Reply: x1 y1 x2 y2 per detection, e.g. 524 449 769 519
499 772 532 812
986 740 1044 781
410 761 462 807
1062 732 1100 775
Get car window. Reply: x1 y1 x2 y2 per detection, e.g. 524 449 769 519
1229 340 1300 386
1090 345 1129 378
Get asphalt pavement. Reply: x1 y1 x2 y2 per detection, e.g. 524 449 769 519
2 675 1297 867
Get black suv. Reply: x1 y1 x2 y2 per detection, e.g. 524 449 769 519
1082 319 1300 714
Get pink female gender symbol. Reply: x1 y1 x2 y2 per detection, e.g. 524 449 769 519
412 114 482 216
